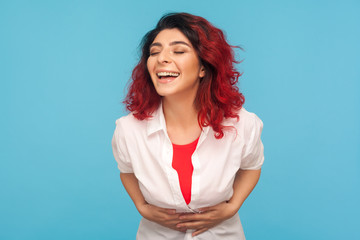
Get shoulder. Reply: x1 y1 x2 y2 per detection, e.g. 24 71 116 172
226 107 263 138
224 107 263 128
115 111 143 126
238 107 263 128
114 112 148 137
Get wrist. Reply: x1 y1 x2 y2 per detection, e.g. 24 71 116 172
135 201 149 217
226 201 241 217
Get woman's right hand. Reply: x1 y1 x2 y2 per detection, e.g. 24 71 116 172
137 203 187 232
120 173 187 232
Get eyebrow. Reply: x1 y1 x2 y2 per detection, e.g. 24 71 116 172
150 41 191 48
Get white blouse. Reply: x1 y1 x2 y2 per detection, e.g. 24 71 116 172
111 104 264 240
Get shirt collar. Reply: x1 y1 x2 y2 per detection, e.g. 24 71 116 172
146 102 166 136
145 101 239 139
146 102 213 138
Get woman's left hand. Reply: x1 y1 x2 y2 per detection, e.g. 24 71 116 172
177 201 238 237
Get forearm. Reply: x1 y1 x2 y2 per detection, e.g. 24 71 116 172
228 169 261 212
120 173 146 210
176 169 261 235
120 173 186 231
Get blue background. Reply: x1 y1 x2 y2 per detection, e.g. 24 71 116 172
1 0 359 239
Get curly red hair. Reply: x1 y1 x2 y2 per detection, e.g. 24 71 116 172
124 12 245 139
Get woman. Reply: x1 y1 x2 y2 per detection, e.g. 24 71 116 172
112 12 264 239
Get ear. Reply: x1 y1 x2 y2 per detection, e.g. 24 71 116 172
199 66 205 78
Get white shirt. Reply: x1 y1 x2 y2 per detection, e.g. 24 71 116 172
111 104 264 240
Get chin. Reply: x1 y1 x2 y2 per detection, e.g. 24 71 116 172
154 86 177 97
155 91 175 97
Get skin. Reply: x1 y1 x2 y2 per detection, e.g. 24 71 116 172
147 28 205 101
175 169 261 236
120 28 262 237
121 169 261 236
147 28 205 145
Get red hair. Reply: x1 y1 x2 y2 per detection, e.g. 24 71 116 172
124 13 245 139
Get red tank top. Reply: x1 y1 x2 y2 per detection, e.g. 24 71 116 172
172 137 199 204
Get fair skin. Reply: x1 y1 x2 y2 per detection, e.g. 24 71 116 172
121 170 261 236
147 28 205 144
120 28 261 236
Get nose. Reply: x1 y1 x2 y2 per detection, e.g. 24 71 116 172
157 50 172 64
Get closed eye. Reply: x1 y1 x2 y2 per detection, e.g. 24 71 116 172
150 52 160 56
174 51 185 54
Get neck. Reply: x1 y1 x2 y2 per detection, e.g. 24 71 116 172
161 84 202 144
162 94 198 129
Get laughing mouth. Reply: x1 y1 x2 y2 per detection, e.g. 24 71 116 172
156 72 180 78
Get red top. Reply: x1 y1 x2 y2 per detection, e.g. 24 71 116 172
172 138 199 205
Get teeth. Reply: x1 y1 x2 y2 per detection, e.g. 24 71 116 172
156 72 180 77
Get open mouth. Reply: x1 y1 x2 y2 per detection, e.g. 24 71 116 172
156 72 180 79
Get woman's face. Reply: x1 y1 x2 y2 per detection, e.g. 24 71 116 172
147 28 205 99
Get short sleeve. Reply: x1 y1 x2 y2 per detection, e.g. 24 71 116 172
111 118 134 173
240 113 264 170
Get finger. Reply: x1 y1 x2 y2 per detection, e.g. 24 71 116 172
157 207 177 215
166 209 177 214
198 206 212 212
192 228 208 237
177 221 207 229
165 224 185 232
179 212 211 221
161 213 182 222
169 227 187 233
153 207 179 217
149 204 175 213
155 207 176 214
165 219 183 225
151 210 181 222
179 212 194 217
